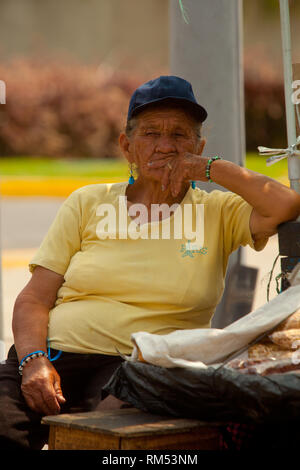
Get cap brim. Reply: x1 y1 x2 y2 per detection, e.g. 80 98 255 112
130 96 208 123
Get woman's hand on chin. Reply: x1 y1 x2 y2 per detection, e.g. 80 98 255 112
147 153 209 197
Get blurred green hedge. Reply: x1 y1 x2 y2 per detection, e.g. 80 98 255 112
0 58 287 158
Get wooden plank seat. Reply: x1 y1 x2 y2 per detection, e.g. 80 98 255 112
42 407 222 450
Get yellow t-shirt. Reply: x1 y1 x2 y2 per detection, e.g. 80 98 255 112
29 181 268 355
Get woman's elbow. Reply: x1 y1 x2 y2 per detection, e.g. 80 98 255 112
277 192 300 223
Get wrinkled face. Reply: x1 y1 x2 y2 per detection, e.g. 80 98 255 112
120 106 204 183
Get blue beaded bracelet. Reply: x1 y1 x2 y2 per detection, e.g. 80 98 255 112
18 350 48 376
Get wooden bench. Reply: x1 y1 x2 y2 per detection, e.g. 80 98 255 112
42 408 222 450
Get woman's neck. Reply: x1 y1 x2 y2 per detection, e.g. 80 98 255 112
125 177 190 208
124 177 191 225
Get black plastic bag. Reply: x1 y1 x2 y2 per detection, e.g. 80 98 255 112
103 361 300 425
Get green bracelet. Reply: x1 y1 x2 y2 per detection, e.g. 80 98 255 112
205 156 222 183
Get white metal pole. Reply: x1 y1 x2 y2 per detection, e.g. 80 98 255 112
279 0 300 194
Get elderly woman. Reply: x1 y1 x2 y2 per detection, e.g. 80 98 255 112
0 76 300 449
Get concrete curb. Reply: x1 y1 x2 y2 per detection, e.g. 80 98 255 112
0 175 290 197
1 248 37 269
0 176 125 197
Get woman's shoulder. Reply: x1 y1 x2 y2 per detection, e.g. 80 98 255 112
65 181 127 208
191 187 236 205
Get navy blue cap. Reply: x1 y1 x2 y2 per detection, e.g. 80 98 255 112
127 75 208 123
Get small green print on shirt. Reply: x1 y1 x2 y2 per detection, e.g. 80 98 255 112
180 240 208 258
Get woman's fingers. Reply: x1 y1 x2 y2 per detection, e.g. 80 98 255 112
22 385 59 416
169 161 184 197
41 379 63 415
53 376 66 404
23 382 61 416
170 176 183 197
147 159 170 169
21 360 65 416
161 165 171 191
22 389 44 415
148 157 189 196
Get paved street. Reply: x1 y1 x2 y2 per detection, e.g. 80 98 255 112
0 196 281 359
0 197 64 358
0 196 64 249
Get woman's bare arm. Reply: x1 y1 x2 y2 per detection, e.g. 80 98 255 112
13 265 64 359
12 266 66 416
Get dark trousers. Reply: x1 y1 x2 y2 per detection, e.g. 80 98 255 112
0 345 123 450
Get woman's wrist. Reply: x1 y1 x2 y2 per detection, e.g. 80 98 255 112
204 156 222 182
191 155 222 182
17 340 62 375
18 350 49 375
15 340 48 363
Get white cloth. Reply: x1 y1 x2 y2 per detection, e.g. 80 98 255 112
128 283 300 369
